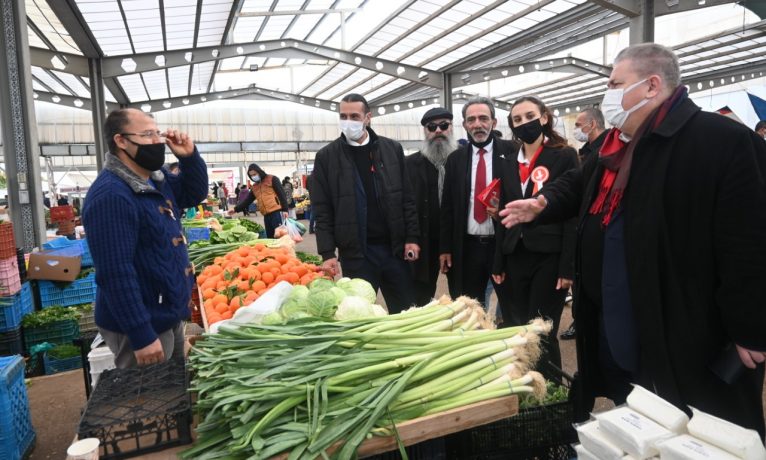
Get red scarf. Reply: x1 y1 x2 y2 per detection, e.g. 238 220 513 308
518 144 544 184
589 86 687 226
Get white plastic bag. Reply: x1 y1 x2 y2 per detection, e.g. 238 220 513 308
657 434 741 460
576 420 625 460
209 281 294 333
285 219 303 242
595 405 675 459
626 384 689 433
574 443 601 460
686 407 766 460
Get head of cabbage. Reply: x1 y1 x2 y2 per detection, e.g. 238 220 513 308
306 290 339 319
337 278 377 304
334 296 388 320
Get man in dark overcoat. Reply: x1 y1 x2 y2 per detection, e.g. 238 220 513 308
499 43 766 437
405 107 456 305
439 96 512 309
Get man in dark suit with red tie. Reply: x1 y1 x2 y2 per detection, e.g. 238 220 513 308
440 96 516 310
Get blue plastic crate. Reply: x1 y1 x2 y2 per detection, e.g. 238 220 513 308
185 227 210 243
0 328 22 356
0 355 35 460
39 272 96 308
42 237 93 267
43 353 82 375
23 319 79 353
0 283 32 332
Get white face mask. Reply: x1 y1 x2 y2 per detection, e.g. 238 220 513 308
573 126 589 143
340 120 366 141
601 78 649 130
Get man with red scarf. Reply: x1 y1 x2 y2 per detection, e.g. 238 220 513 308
499 43 766 437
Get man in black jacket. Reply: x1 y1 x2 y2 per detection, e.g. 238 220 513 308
500 43 766 436
310 93 420 313
406 107 456 305
561 107 609 341
573 107 608 164
440 96 511 310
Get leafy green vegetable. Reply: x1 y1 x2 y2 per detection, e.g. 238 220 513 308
238 219 264 234
287 285 309 301
306 290 339 319
308 278 334 292
47 344 81 359
22 306 81 328
295 251 322 266
519 381 569 408
334 296 387 320
337 278 376 304
210 222 261 244
261 311 285 325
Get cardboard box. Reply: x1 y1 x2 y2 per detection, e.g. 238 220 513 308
27 252 81 282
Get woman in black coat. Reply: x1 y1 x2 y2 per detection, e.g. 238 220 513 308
492 96 578 371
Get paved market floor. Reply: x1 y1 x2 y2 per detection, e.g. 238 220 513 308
25 216 766 459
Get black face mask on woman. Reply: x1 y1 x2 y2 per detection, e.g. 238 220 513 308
124 141 166 171
511 118 544 145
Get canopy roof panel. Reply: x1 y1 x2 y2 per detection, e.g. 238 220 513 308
25 0 765 114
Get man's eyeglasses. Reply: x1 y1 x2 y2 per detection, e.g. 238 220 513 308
120 130 163 139
426 122 451 132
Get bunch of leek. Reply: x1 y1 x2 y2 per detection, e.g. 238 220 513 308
183 296 550 460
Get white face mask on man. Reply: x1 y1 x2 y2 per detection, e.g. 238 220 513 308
601 78 649 130
339 120 366 141
573 126 590 143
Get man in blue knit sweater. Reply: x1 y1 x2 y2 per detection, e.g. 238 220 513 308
83 108 208 368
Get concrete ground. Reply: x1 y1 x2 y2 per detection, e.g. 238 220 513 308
25 216 766 458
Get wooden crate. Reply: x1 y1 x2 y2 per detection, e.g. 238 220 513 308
270 395 519 459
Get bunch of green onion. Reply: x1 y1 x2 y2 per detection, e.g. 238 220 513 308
182 296 550 460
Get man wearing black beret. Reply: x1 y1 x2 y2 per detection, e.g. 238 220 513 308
405 107 456 304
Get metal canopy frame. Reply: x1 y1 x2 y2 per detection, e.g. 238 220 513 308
25 0 758 120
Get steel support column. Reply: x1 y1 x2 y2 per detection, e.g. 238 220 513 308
0 0 46 249
629 0 654 44
441 72 453 112
89 58 107 170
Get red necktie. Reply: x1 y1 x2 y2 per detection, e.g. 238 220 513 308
474 148 487 223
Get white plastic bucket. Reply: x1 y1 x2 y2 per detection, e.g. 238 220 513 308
66 438 100 459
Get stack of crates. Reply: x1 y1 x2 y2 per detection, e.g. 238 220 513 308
0 222 21 298
0 283 33 356
37 237 96 308
0 223 28 359
38 271 96 308
0 355 35 459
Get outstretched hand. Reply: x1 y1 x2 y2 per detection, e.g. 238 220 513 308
499 195 547 228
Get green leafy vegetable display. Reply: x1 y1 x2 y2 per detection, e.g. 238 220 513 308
296 251 322 266
47 344 81 360
519 380 569 408
237 218 264 234
22 306 81 328
210 221 260 244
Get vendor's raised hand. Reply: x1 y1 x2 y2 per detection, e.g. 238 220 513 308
164 129 195 157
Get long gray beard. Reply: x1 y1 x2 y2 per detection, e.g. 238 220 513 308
421 136 456 205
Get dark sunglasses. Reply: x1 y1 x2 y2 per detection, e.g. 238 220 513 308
426 122 451 132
